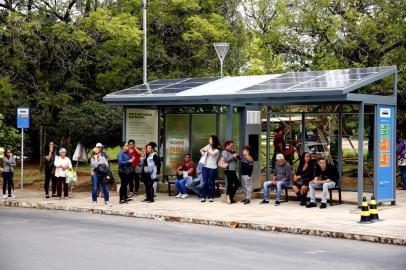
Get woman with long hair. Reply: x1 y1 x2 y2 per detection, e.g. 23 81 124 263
142 143 160 203
2 149 16 199
292 152 315 206
91 147 111 206
200 135 221 202
221 140 240 204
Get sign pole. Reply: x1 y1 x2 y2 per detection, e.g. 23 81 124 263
21 128 24 199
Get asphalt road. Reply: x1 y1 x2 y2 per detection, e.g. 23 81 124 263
0 207 405 270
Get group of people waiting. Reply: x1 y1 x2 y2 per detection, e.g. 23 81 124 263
173 135 254 204
261 152 339 208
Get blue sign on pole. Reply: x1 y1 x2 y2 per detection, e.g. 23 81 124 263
375 105 395 203
17 107 30 129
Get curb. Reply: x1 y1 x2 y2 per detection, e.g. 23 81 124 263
1 200 405 246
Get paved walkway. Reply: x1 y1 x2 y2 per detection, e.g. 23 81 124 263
2 189 406 245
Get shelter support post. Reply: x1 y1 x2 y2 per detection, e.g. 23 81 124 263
239 107 247 156
226 105 233 139
266 106 271 181
357 102 364 207
338 111 343 185
122 107 126 143
301 112 306 154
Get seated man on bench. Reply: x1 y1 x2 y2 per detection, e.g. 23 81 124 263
306 158 339 209
174 154 196 199
186 162 204 198
261 153 291 206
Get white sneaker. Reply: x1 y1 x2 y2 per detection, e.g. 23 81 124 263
181 194 189 199
175 193 182 198
105 202 112 207
226 196 231 204
11 194 16 198
92 201 97 206
3 194 7 199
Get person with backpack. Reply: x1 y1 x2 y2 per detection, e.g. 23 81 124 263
221 140 240 204
142 142 161 203
91 147 111 206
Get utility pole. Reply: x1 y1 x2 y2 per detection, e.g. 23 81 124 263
143 0 147 84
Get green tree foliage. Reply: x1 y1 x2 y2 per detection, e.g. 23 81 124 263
58 101 122 149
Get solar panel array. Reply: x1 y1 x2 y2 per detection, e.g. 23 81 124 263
111 77 220 96
238 66 391 93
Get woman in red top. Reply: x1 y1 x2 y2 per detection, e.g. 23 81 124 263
128 139 142 196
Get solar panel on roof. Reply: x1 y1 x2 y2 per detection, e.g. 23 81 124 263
238 66 392 93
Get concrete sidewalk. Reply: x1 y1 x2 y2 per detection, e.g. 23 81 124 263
2 190 406 245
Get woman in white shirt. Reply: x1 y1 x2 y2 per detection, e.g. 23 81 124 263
54 148 72 199
200 135 221 202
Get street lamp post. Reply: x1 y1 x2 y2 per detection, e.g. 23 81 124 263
213 42 230 77
143 0 147 84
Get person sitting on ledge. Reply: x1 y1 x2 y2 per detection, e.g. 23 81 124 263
306 158 339 209
175 154 196 199
261 153 291 206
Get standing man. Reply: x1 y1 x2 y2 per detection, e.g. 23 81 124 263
306 158 339 209
117 142 134 204
44 141 58 198
128 139 142 197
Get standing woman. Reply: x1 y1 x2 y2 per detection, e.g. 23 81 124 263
91 147 111 206
222 140 240 204
54 148 72 200
117 142 134 204
292 152 315 206
44 141 58 198
2 149 16 199
142 143 160 203
200 135 221 202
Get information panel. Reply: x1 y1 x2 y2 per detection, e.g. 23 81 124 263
17 107 30 128
125 108 158 147
165 114 190 175
375 105 395 202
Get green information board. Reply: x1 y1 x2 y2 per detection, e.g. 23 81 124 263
380 124 390 138
165 114 190 175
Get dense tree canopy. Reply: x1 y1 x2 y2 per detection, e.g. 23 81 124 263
0 0 404 158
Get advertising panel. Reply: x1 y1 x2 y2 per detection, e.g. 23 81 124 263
125 108 159 147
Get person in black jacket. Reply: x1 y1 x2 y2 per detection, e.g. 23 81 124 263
44 141 58 198
142 143 161 203
306 158 339 209
292 152 316 206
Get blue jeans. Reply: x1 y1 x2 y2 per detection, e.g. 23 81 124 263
175 179 188 195
401 167 406 190
202 167 217 198
191 181 203 198
2 172 14 196
92 175 109 202
263 180 289 201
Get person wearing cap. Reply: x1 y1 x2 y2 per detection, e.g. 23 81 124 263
260 153 291 206
53 148 72 199
96 143 109 161
117 142 134 204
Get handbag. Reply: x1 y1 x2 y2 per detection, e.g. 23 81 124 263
65 168 77 184
199 153 208 165
144 166 154 174
106 169 115 185
135 166 143 174
218 156 228 170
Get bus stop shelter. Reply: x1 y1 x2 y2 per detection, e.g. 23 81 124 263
104 66 398 206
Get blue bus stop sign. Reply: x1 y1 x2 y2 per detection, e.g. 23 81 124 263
17 107 30 129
